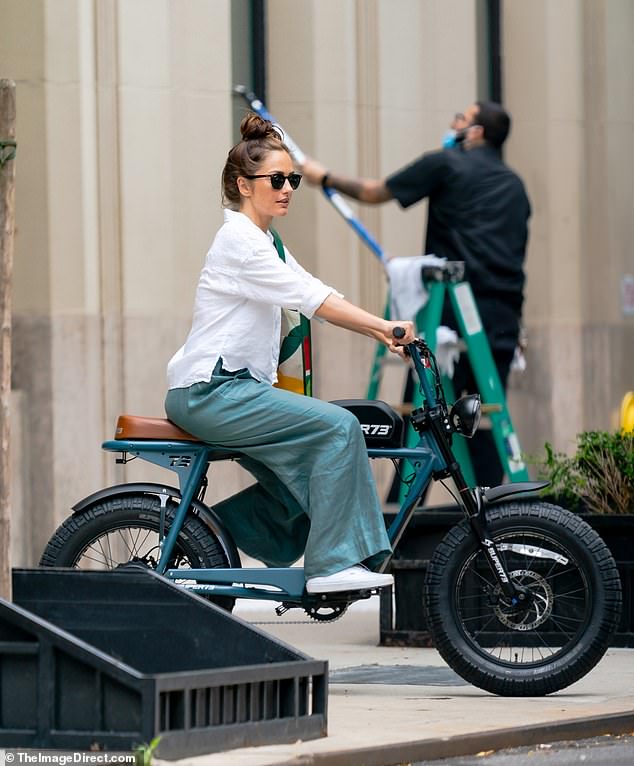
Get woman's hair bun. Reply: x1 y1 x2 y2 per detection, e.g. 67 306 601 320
240 112 283 142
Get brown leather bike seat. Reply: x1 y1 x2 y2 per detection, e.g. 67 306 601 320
114 415 201 442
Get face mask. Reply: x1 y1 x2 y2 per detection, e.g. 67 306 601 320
442 130 457 149
442 129 466 149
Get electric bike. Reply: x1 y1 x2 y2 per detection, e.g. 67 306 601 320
41 334 622 696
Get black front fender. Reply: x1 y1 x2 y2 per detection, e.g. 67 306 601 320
483 481 549 505
72 482 241 568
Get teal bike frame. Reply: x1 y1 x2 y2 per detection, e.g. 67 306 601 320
101 341 543 608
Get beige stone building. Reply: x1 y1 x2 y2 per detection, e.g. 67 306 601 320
1 0 632 568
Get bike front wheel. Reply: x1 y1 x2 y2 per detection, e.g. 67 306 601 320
424 501 622 696
40 492 235 609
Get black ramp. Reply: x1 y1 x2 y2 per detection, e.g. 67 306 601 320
2 568 328 759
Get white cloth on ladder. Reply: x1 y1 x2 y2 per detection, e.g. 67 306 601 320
385 255 446 323
435 325 461 378
385 255 463 379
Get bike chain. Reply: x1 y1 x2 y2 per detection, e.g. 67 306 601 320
251 605 349 625
250 619 341 625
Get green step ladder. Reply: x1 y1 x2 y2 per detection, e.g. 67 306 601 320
368 262 529 492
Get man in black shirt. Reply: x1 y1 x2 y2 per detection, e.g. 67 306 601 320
301 101 531 486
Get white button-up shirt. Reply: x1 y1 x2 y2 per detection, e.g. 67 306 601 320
167 209 338 388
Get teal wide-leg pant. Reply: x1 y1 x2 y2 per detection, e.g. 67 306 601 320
164 367 391 579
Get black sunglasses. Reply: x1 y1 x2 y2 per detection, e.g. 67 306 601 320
245 172 302 190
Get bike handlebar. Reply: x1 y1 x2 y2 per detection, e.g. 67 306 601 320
389 328 445 415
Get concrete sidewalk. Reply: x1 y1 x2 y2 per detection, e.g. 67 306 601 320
162 597 634 766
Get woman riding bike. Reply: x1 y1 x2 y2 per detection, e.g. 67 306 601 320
164 113 415 595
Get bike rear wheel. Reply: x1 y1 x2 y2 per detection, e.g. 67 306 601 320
40 493 234 609
424 501 622 696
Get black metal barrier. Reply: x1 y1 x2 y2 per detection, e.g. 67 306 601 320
1 568 328 759
381 506 634 648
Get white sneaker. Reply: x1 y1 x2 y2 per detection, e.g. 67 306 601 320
305 565 394 594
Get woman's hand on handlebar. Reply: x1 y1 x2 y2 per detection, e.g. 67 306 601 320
384 320 416 356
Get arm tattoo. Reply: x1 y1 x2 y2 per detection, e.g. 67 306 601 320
328 174 366 201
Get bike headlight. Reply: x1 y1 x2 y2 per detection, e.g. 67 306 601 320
450 394 481 438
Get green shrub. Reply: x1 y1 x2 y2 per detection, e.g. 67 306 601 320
536 430 634 515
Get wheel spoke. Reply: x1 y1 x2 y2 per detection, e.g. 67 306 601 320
454 527 592 668
75 526 161 569
78 548 113 568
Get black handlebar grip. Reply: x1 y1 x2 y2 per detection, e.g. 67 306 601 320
392 326 406 340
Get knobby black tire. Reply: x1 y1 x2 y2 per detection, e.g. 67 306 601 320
423 501 622 696
40 493 234 610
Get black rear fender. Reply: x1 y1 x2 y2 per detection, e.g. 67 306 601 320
72 482 241 567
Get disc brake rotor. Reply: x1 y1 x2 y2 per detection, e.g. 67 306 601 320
493 570 554 630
